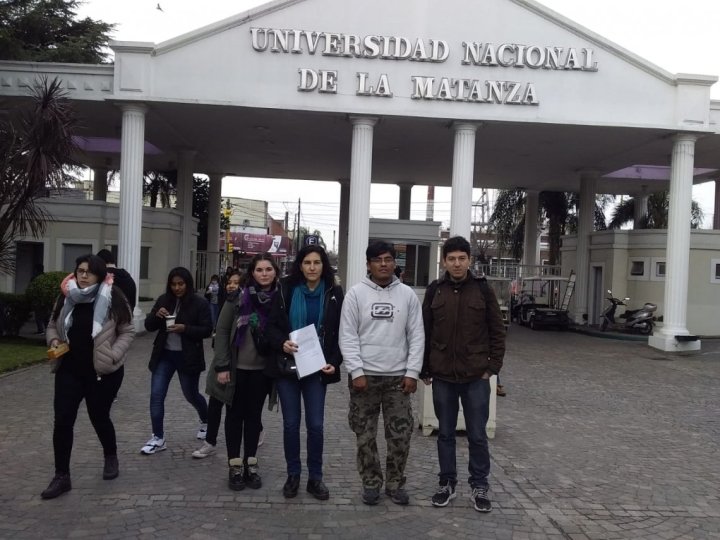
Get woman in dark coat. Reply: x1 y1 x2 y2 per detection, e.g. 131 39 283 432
265 245 343 501
140 267 212 455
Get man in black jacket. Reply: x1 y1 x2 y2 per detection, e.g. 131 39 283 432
97 249 137 311
421 236 506 513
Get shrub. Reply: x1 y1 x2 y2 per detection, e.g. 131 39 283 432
25 271 66 314
0 293 32 336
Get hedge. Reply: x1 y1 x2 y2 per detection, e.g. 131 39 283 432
0 293 32 337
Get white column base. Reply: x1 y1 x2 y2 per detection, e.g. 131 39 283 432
648 334 701 352
132 307 147 336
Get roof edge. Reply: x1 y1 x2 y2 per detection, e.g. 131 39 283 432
512 0 691 87
152 0 306 56
0 59 113 74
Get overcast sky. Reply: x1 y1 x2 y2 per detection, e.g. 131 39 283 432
78 0 720 243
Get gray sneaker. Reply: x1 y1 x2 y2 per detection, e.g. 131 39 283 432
362 486 380 505
192 441 216 459
385 487 409 505
471 486 492 512
431 483 456 507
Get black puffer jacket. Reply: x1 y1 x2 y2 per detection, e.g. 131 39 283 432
264 276 344 384
145 292 212 374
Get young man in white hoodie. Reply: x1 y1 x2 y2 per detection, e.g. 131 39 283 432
339 241 425 506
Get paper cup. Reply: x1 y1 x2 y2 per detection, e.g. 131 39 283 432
165 315 176 328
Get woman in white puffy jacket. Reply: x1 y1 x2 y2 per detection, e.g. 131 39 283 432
42 254 135 500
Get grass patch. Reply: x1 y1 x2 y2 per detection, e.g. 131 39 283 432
0 337 48 374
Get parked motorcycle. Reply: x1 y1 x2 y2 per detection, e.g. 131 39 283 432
599 290 657 335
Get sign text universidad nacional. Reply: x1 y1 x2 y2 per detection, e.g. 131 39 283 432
251 27 599 106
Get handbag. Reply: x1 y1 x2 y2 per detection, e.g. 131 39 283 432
275 352 298 377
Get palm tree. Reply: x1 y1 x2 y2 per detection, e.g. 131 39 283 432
0 76 80 274
489 190 612 265
608 192 703 229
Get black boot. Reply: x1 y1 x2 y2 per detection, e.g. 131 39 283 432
41 473 71 499
306 478 329 500
228 458 245 491
282 475 300 498
103 455 119 480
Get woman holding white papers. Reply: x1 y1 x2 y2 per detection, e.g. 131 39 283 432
265 245 344 501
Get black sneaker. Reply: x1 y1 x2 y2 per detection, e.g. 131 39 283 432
431 482 456 507
471 486 492 512
243 457 262 489
361 486 380 505
385 487 410 505
228 458 245 491
283 475 300 498
41 473 72 499
306 479 330 501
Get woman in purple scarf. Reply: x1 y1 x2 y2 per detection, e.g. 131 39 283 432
210 253 279 491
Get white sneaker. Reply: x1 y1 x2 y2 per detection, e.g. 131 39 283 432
140 435 166 455
258 429 265 448
192 441 216 459
196 423 208 440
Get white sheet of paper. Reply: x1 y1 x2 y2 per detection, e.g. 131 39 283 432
289 324 327 378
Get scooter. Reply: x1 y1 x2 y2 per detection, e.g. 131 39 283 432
599 290 657 335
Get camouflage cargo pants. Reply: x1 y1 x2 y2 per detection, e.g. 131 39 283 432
348 375 413 490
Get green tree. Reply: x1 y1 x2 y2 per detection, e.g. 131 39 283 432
489 190 611 265
0 0 114 63
608 192 703 229
0 76 80 274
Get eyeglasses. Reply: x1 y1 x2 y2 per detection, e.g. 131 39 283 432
76 268 94 277
370 257 395 264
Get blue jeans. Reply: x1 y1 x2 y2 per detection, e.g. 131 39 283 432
209 302 219 328
432 377 491 489
150 350 208 439
275 373 326 480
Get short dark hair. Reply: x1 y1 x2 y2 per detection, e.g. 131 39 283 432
442 236 471 258
366 241 396 262
96 249 116 265
290 245 334 286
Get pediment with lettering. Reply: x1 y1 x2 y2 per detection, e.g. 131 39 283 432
112 0 714 132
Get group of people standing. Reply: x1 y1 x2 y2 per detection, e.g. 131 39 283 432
41 236 505 514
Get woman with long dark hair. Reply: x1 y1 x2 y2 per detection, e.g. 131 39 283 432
42 254 134 499
141 267 212 455
205 254 279 490
265 245 344 500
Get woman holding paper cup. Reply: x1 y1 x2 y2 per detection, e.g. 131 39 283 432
141 267 212 455
42 254 134 499
265 245 344 500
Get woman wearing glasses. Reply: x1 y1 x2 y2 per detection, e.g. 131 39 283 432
42 254 135 499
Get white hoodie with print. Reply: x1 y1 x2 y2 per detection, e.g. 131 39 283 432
339 276 425 380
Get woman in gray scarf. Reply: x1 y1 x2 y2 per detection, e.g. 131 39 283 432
42 254 135 500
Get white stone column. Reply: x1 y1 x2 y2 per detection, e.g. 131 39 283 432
650 134 701 351
398 182 413 220
92 167 108 201
450 122 478 239
346 116 377 288
573 172 597 324
117 104 146 327
206 174 223 277
177 150 196 271
634 193 648 228
338 179 350 287
522 190 539 267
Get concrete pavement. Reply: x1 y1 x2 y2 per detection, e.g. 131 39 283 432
0 326 718 539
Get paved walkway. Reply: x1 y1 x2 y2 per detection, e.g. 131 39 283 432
1 326 719 539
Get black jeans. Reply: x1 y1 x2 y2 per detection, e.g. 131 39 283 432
53 365 124 475
206 396 224 446
225 369 268 462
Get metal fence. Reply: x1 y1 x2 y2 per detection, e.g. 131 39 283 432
475 262 563 280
